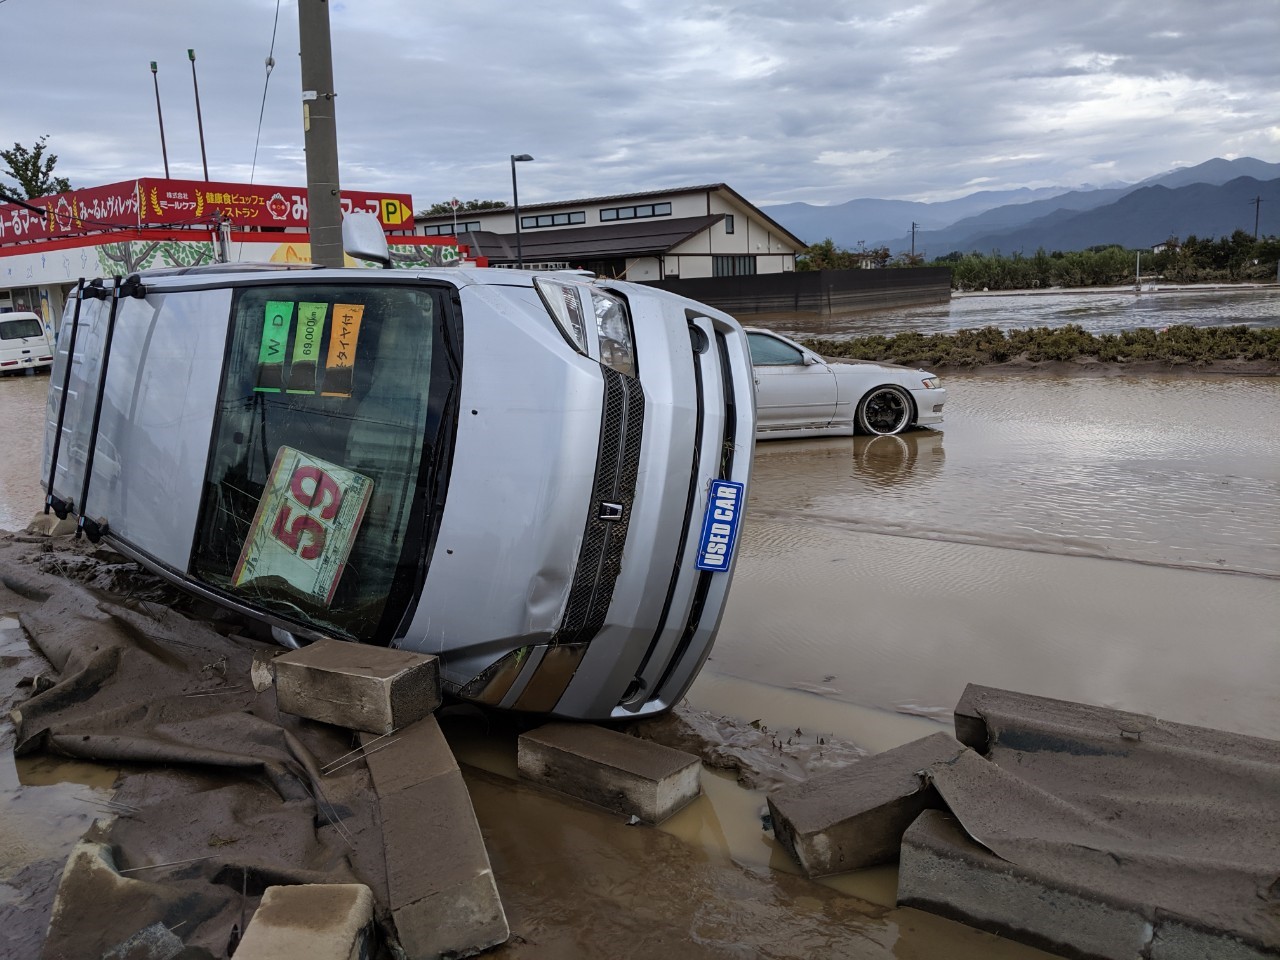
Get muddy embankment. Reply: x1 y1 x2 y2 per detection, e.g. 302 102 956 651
799 323 1280 378
925 357 1280 377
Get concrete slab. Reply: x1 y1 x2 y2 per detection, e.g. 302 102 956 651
953 683 1280 762
898 809 1151 960
766 731 967 877
360 716 509 958
42 834 195 960
518 721 701 824
941 684 1280 958
901 802 1280 960
233 884 374 960
24 511 78 537
274 637 440 734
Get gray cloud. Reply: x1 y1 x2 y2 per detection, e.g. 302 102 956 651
1 0 1276 211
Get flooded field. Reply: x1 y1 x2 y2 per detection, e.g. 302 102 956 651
2 345 1279 956
764 285 1280 339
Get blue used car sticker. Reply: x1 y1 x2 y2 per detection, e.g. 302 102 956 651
696 480 745 572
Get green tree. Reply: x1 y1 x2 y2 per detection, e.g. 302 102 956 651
0 135 72 199
417 198 507 217
797 238 890 271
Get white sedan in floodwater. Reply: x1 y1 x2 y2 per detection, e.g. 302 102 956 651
747 329 947 439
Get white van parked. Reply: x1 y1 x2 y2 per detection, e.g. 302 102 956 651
0 311 54 374
42 226 755 721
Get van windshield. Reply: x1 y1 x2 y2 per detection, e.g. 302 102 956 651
191 282 458 643
0 318 44 340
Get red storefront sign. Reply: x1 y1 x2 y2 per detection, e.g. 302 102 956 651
0 178 414 245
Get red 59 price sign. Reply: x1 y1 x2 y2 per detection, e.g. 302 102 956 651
233 447 374 606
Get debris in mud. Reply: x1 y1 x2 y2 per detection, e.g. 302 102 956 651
628 703 866 790
0 531 507 959
6 530 181 605
762 680 1280 959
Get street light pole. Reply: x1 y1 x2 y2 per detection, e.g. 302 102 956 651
511 154 533 268
150 61 170 178
188 49 209 181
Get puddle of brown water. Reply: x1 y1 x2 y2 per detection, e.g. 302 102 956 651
711 520 1280 742
461 762 1060 960
0 613 118 954
0 374 49 532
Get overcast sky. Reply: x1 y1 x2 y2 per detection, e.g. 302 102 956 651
2 0 1277 210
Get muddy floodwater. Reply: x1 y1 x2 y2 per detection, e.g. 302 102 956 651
2 355 1279 957
763 285 1280 339
692 372 1280 751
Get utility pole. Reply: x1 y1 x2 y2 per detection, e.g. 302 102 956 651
188 49 210 181
911 221 919 259
1250 195 1264 240
298 0 344 268
150 61 170 178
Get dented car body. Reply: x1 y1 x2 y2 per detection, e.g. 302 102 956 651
41 265 754 720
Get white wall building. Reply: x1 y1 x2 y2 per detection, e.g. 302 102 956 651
416 183 806 281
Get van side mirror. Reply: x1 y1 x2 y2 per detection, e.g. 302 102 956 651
342 210 391 268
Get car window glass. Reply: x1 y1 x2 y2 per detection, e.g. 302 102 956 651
191 282 454 643
748 333 804 366
0 318 44 340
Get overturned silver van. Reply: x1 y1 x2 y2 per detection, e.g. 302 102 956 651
41 261 754 720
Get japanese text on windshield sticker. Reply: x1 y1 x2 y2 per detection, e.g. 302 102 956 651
286 301 328 395
254 300 295 393
322 303 365 397
232 446 374 606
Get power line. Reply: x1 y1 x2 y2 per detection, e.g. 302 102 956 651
249 0 283 185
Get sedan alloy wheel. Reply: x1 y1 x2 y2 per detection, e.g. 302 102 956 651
856 385 913 435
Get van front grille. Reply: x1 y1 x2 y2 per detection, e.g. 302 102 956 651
556 367 644 645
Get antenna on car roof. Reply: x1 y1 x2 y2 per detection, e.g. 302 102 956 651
341 210 391 268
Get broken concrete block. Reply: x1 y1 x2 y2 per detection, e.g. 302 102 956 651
233 883 373 960
941 685 1280 958
361 717 509 958
767 730 967 877
898 809 1158 960
953 682 1280 763
518 721 701 824
1149 919 1279 960
25 511 78 537
43 835 191 959
274 637 440 734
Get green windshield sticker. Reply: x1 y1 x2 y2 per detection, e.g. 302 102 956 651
255 300 295 393
286 301 327 394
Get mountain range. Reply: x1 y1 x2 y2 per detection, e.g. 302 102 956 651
764 157 1280 256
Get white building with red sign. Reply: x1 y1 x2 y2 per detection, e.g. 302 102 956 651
0 177 468 333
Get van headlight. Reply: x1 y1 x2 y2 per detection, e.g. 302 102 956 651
535 276 590 354
591 288 637 378
535 277 637 378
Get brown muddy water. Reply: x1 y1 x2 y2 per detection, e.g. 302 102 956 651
2 366 1279 957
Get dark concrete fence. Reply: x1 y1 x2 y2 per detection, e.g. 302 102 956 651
646 267 952 315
